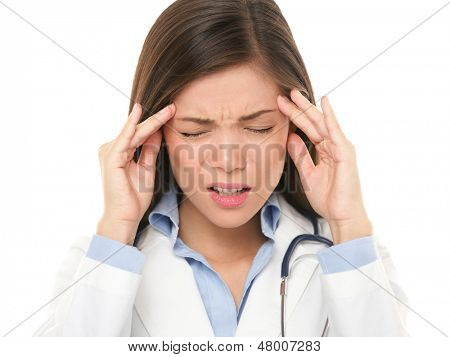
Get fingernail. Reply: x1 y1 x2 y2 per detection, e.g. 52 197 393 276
287 141 295 154
161 104 173 114
131 102 139 114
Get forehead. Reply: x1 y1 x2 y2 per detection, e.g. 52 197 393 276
173 64 280 121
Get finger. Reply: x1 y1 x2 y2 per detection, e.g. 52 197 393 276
137 129 162 170
290 88 329 138
129 129 162 196
287 133 315 185
278 94 323 145
114 102 143 152
320 95 347 145
129 103 175 149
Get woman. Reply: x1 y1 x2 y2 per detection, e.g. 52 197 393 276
34 0 409 337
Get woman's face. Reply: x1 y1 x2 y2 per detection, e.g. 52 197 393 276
163 63 292 228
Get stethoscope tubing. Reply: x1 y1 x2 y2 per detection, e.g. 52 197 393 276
280 215 334 337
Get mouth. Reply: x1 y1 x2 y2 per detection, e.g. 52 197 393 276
207 183 251 207
207 185 251 195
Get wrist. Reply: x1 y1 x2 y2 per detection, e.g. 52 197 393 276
96 216 139 246
328 215 373 244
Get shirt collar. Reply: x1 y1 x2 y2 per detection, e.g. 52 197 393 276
260 191 281 239
148 183 281 247
147 181 180 245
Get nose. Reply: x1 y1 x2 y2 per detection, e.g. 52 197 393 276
203 136 246 173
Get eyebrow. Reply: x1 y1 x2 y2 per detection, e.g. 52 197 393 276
178 109 277 124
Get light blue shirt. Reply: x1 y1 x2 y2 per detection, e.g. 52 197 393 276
86 190 377 336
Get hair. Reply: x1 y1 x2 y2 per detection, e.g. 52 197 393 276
130 0 321 247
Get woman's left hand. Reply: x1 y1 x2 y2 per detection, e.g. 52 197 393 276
277 88 373 244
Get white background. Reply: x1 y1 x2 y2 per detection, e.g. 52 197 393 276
0 0 448 338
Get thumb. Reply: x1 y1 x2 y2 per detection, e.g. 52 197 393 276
130 130 162 196
287 133 315 186
137 129 162 170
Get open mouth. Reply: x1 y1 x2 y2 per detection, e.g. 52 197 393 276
207 186 251 195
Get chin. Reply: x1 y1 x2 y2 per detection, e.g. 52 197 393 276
205 212 251 229
200 198 252 227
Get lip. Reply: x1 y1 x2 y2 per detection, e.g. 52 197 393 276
208 188 250 207
207 182 251 190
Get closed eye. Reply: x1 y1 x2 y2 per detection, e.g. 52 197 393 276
181 127 274 138
180 131 205 138
246 127 274 134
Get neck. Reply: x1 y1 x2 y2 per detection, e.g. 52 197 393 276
178 196 267 264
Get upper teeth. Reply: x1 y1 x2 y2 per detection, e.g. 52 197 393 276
212 186 245 193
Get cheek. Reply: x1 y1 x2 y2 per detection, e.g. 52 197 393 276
265 143 286 183
261 127 288 169
165 136 204 190
245 138 285 193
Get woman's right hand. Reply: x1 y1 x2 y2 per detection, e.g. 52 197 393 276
96 102 176 245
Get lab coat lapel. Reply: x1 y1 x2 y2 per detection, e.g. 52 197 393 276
235 194 323 336
135 229 215 337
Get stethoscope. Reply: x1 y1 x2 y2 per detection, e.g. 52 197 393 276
280 214 334 337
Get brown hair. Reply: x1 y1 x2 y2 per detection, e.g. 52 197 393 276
130 0 321 247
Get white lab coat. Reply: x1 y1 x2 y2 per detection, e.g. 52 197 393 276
33 193 409 336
